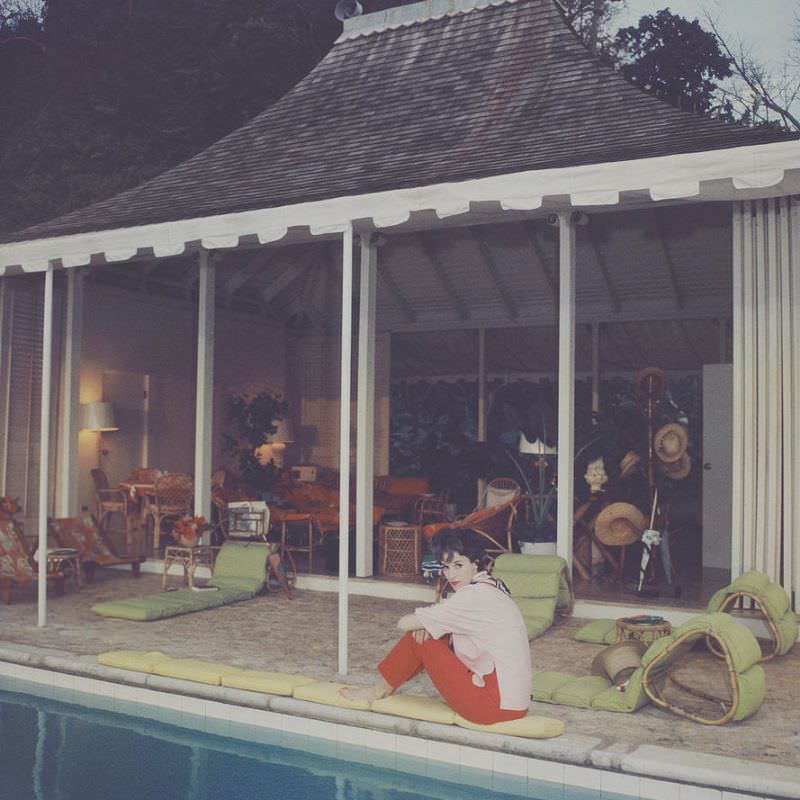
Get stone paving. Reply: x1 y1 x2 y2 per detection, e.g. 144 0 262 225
0 570 798 771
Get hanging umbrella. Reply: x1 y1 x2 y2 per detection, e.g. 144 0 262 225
638 489 662 592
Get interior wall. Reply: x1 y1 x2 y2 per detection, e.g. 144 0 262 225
78 284 285 514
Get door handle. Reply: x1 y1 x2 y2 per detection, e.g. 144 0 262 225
703 463 712 470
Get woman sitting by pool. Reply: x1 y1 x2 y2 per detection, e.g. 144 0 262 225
342 528 532 725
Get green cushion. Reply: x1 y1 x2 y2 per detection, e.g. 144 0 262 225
499 571 560 599
760 582 791 621
727 570 770 595
524 616 555 640
776 611 799 656
494 553 566 575
371 694 456 724
734 664 766 721
153 658 243 685
208 576 262 593
97 650 173 672
575 618 617 644
222 671 316 696
454 714 565 738
531 671 574 701
213 542 269 587
292 681 372 710
552 676 611 708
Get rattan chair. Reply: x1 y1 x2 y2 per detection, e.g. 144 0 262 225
90 468 130 538
144 473 194 553
484 477 521 509
127 467 162 485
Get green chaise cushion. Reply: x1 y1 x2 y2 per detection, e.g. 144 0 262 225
591 668 648 713
152 658 244 685
292 682 372 710
574 618 617 644
454 714 565 738
371 694 456 724
222 671 316 696
97 650 173 672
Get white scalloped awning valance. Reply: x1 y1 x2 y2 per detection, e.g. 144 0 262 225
1 139 799 274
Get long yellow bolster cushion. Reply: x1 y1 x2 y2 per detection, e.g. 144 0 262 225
371 694 456 724
152 658 244 686
97 650 174 673
292 681 372 711
454 713 565 738
222 671 317 696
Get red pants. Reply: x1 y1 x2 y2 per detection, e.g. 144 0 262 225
378 632 527 725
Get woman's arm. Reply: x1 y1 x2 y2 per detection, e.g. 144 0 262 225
398 613 424 631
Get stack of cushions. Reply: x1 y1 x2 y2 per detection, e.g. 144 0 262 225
96 650 564 739
491 553 574 639
706 571 798 659
91 542 269 621
533 613 766 724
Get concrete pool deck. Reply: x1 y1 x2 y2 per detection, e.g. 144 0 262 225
0 571 797 798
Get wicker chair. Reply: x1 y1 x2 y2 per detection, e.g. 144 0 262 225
144 473 194 552
127 467 162 485
90 468 130 538
484 477 522 509
0 520 63 604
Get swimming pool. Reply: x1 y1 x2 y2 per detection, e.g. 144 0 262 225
0 676 616 800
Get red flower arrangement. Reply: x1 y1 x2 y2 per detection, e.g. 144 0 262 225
173 515 208 546
0 496 20 517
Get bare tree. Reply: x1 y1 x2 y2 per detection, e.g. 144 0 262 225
556 0 626 53
704 11 800 131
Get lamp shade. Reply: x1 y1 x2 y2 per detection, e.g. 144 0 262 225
271 417 294 443
518 433 557 455
81 402 118 432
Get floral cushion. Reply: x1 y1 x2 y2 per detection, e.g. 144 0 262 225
50 518 114 560
0 522 34 579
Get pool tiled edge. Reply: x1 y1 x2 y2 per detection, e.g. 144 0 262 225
0 644 792 800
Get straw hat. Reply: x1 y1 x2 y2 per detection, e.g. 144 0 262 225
660 453 692 481
653 423 689 463
618 451 642 480
594 502 646 546
633 367 667 402
591 640 647 685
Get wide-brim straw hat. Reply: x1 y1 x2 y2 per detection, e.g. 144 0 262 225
618 451 642 479
653 423 689 463
660 452 692 481
594 502 646 546
591 640 647 685
633 367 667 402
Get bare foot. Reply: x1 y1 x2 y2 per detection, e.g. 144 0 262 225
339 680 393 703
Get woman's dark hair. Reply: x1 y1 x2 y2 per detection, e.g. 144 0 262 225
431 527 491 571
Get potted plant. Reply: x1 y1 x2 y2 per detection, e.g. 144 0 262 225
221 390 289 498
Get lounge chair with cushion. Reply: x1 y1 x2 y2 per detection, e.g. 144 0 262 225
48 516 144 581
0 520 64 603
533 612 766 724
706 570 798 661
91 541 269 621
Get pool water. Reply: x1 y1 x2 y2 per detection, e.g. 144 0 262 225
0 679 628 800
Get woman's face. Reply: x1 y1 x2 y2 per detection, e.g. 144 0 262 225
441 550 479 591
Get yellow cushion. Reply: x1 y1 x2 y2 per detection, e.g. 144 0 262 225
152 658 244 686
454 713 565 738
292 681 372 710
371 694 456 724
222 671 317 696
97 650 173 673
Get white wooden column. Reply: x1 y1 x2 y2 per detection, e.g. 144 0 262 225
0 280 9 494
374 332 391 475
37 263 55 628
477 327 487 505
556 213 576 567
338 223 355 675
193 249 215 525
355 233 377 577
56 269 82 516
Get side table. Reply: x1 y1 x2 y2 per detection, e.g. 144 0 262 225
379 522 422 578
162 545 214 589
616 615 672 644
46 548 81 591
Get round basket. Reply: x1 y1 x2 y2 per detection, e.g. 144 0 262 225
616 616 672 644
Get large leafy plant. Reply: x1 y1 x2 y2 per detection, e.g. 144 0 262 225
221 390 288 495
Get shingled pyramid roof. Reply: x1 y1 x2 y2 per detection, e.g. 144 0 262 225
4 0 795 246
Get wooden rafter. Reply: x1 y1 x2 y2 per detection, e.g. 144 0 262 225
260 252 314 311
587 227 621 313
521 221 558 312
652 210 683 311
416 232 469 321
376 249 416 323
222 248 275 297
678 320 702 366
604 325 638 369
467 227 517 318
620 322 649 365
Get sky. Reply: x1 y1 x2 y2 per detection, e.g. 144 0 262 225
613 0 798 68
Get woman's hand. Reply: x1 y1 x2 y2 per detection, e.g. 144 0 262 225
412 628 431 645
